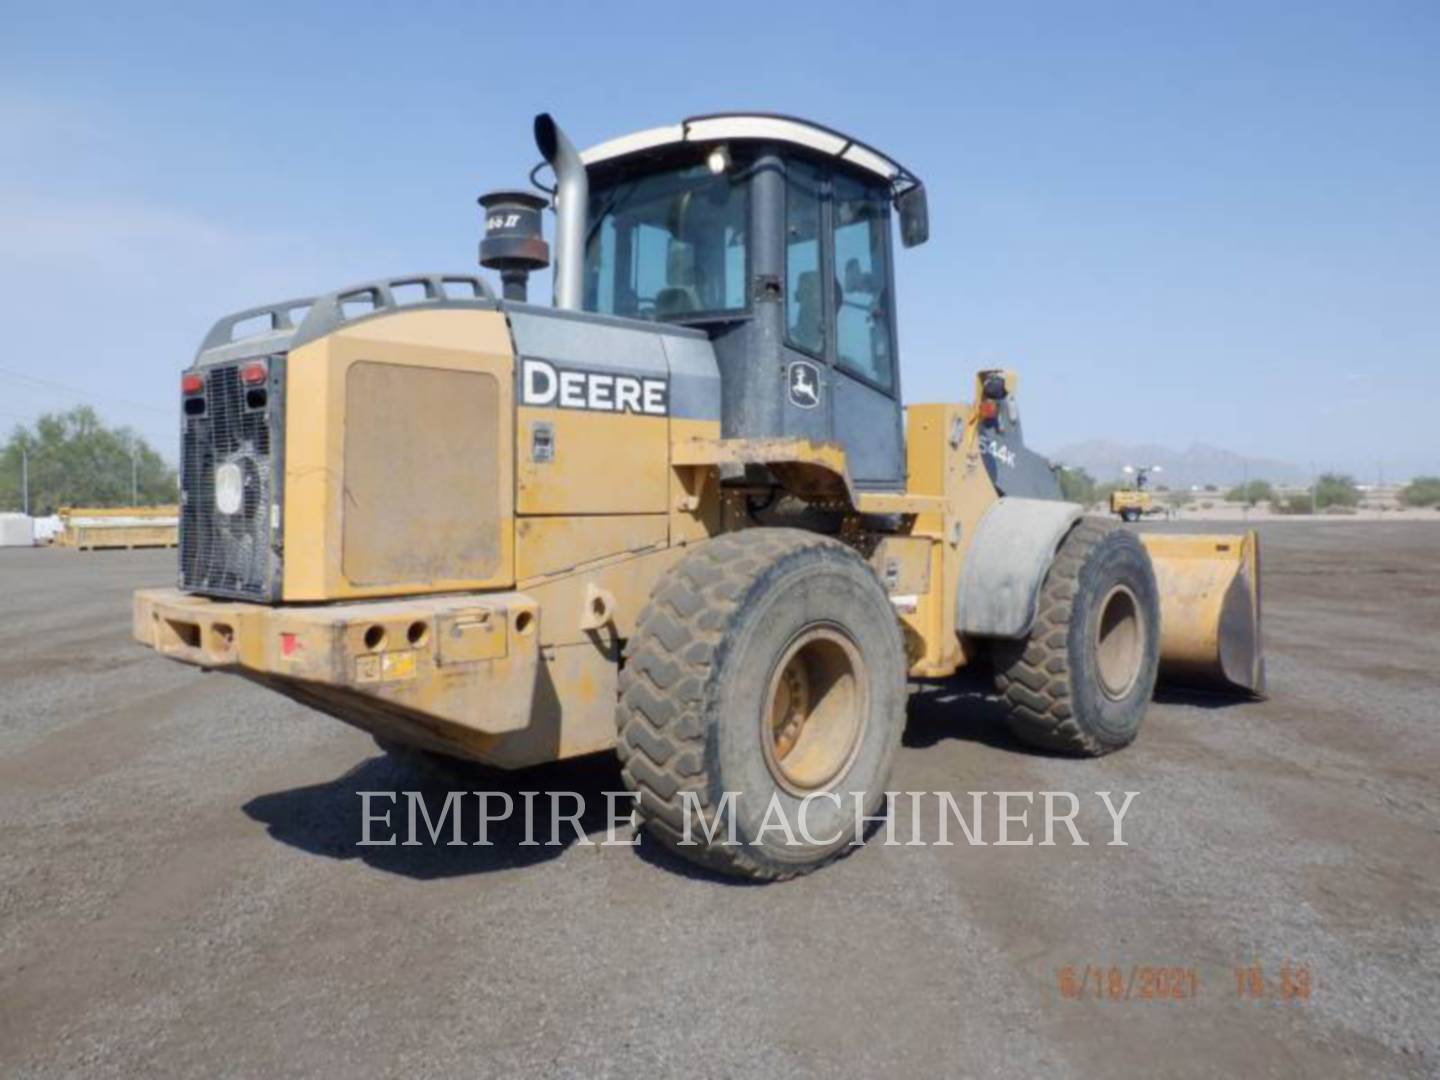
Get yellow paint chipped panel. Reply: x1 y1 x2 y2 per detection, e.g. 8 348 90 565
516 514 668 582
899 401 996 676
870 536 933 596
471 642 620 768
854 491 948 515
282 307 515 601
525 543 689 645
517 407 667 515
669 417 723 543
673 435 856 503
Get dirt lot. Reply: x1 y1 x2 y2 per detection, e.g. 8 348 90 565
1 523 1437 1077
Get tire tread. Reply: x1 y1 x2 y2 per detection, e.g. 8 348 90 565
617 529 879 880
994 518 1122 756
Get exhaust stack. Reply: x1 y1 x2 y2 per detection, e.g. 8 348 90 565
533 113 587 311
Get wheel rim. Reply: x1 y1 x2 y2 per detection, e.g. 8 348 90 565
1095 584 1144 700
761 626 867 794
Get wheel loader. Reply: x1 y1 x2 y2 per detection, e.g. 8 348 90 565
134 112 1263 879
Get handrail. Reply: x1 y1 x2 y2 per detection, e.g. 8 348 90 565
196 273 497 360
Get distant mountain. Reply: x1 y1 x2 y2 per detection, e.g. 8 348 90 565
1044 439 1307 490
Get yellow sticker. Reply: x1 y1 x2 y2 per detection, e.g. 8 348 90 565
381 650 417 681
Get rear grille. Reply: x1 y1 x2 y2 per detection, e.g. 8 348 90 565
179 358 284 599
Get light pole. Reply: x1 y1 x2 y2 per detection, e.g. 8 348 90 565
20 445 28 516
130 438 138 506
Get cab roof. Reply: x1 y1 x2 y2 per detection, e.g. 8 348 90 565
579 112 922 194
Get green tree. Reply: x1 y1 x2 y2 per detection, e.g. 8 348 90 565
1225 480 1275 506
0 407 176 515
1314 473 1360 510
1400 476 1440 508
1054 465 1097 506
1273 474 1362 515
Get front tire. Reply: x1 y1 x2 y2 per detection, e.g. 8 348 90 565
994 519 1160 755
617 529 908 881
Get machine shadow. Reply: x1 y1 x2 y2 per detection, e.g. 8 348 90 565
245 667 1156 882
902 669 1031 754
1151 684 1262 710
242 749 628 880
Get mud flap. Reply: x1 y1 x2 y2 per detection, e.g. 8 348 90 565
1140 531 1265 696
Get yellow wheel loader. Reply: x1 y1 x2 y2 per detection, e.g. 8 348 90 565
134 113 1263 879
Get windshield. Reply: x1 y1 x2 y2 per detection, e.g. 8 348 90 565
583 161 749 320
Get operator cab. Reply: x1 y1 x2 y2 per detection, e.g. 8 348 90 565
573 115 929 490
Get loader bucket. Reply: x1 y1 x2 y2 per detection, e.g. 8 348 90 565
1139 531 1265 696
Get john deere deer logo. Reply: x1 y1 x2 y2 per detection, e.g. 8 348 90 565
788 360 820 409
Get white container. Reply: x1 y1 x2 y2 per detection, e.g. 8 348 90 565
33 515 62 543
0 513 36 547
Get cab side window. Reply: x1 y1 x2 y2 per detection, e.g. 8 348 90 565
832 173 894 391
785 159 825 358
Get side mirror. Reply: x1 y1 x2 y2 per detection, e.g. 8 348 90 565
896 183 929 248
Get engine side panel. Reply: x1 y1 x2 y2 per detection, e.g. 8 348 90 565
282 307 516 601
509 306 675 516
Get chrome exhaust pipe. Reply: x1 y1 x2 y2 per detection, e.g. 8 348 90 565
533 113 587 311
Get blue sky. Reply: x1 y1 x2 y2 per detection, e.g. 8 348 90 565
2 1 1436 479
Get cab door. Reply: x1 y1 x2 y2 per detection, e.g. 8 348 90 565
782 162 904 489
826 172 904 490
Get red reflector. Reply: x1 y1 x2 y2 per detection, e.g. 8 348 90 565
281 632 299 657
241 362 268 385
181 373 204 395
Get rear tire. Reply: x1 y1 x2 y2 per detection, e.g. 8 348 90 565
994 519 1159 755
617 529 908 881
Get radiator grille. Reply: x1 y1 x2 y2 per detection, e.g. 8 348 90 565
179 360 283 599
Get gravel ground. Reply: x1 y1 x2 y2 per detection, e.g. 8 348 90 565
2 522 1437 1077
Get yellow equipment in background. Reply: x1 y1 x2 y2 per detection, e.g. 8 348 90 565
1111 488 1155 521
59 506 179 551
1110 464 1163 522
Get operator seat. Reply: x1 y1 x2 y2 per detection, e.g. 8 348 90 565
655 241 700 317
791 270 824 354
